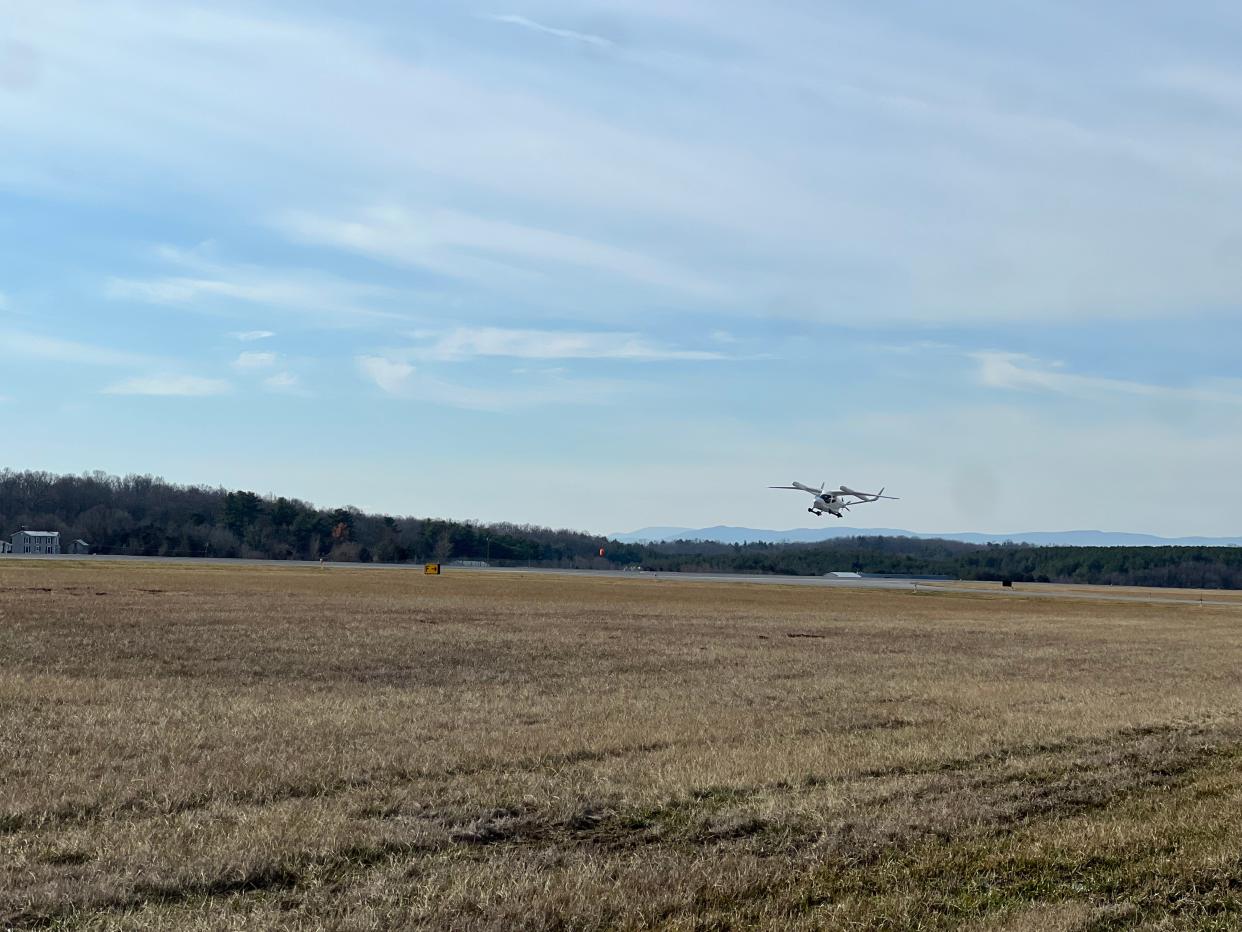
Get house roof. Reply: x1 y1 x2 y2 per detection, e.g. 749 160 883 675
73 539 89 545
15 530 59 537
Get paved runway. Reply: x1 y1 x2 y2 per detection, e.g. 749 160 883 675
470 566 1242 607
5 552 1242 608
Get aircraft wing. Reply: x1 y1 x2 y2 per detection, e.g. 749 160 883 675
840 486 900 501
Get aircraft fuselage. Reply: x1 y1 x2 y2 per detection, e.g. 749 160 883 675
810 495 845 517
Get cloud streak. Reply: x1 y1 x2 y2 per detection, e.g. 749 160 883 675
276 206 721 300
107 247 401 324
263 371 301 392
355 352 624 410
483 14 614 48
406 326 725 362
974 352 1242 407
233 351 277 370
3 329 154 366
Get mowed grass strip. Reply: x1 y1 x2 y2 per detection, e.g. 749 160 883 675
2 560 1241 929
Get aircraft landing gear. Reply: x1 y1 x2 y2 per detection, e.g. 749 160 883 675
809 508 820 516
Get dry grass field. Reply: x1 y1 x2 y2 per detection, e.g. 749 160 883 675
3 560 1242 930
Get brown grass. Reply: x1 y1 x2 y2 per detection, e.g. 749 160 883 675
3 560 1242 929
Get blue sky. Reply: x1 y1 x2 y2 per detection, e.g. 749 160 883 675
3 1 1241 535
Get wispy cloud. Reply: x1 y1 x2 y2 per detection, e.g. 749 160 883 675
275 206 721 298
406 326 725 362
107 247 400 324
483 13 614 49
3 329 153 366
355 352 623 410
233 351 277 370
973 352 1242 407
263 371 304 394
356 355 414 395
230 330 276 342
103 375 231 397
1151 66 1242 113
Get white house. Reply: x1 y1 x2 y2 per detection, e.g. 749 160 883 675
0 540 10 554
12 530 61 554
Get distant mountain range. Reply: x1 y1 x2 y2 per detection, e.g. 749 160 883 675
613 526 1242 548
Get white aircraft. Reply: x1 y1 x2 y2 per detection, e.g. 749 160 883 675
769 481 899 518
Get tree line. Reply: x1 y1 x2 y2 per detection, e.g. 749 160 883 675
2 469 1239 588
0 469 643 566
640 535 1242 589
